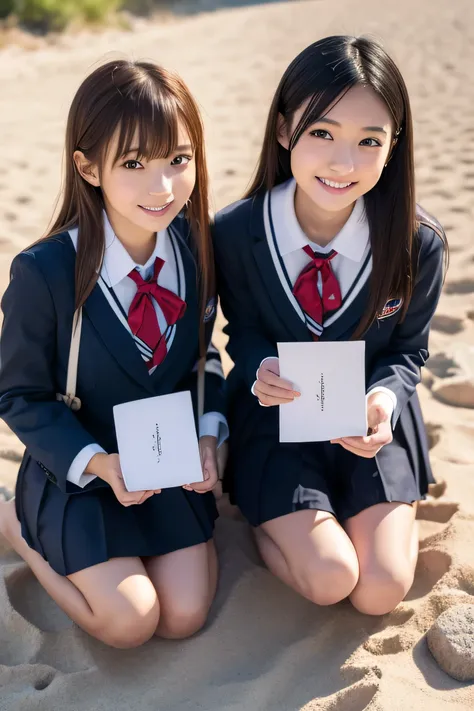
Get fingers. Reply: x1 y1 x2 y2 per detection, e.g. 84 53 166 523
114 477 159 506
136 490 156 505
254 360 300 407
189 480 216 494
254 379 298 403
330 422 393 458
331 439 379 458
257 367 297 392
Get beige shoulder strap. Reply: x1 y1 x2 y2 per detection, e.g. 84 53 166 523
197 355 206 419
56 308 82 412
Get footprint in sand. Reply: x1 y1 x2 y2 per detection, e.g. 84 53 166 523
4 565 72 634
314 680 380 711
426 352 460 379
33 668 56 691
407 549 453 602
417 499 460 524
15 195 32 206
0 449 22 463
363 608 418 655
443 278 474 295
431 314 465 335
425 422 442 449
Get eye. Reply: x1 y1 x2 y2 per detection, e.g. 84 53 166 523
359 138 382 147
310 129 333 140
123 160 143 169
171 154 192 166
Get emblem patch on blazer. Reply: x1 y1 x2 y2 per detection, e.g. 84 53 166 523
203 297 216 322
378 298 403 320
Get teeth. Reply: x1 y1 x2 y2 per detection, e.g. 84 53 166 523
319 178 352 189
141 204 170 211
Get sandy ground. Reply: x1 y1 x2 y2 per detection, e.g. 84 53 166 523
0 0 473 709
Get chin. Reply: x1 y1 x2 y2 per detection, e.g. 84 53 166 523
309 192 356 213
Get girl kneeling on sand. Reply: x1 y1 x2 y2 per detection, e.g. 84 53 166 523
0 60 227 647
214 36 447 615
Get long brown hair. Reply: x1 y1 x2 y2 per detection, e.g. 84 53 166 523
43 59 214 351
245 36 448 337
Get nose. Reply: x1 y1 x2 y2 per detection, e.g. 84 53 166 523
148 171 173 197
328 145 355 175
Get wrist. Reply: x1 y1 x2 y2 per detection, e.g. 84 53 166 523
200 434 217 446
85 452 110 480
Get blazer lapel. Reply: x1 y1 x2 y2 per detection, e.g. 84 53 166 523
320 277 371 341
84 284 156 394
149 226 199 392
250 194 312 343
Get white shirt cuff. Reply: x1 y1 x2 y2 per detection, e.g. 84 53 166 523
366 386 397 420
251 356 279 407
199 412 229 448
66 443 106 488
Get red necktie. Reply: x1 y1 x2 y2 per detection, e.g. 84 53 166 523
292 245 342 338
127 257 186 370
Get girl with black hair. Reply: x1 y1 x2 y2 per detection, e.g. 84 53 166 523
214 36 447 615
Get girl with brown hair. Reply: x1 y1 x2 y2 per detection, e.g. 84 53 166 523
214 36 447 616
0 60 227 647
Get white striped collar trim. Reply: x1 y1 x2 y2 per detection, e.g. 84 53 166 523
264 188 372 334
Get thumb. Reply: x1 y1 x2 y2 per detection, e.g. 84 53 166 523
368 403 389 431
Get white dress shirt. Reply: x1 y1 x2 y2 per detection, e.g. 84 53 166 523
67 212 228 488
252 178 397 415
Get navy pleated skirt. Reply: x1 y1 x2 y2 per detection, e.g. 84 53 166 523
15 456 218 576
225 382 433 527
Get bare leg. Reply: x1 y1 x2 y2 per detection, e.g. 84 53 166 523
255 509 359 605
145 540 218 639
344 501 418 616
0 498 159 647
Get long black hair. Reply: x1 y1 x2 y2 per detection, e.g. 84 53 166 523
245 36 447 337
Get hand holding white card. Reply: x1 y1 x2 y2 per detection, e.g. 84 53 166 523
277 341 367 443
113 391 203 492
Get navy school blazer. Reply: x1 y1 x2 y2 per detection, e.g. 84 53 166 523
213 193 446 429
0 215 226 494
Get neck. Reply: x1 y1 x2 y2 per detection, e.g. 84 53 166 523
117 232 156 266
105 209 155 265
294 185 355 247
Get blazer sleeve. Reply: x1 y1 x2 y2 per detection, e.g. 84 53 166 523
0 251 98 492
213 213 278 390
366 228 446 427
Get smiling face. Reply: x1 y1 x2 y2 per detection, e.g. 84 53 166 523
278 84 395 218
74 120 196 243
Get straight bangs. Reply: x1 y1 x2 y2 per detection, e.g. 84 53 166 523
110 92 195 167
289 82 356 150
41 58 213 336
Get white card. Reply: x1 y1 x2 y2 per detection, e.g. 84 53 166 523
113 391 203 492
277 341 367 443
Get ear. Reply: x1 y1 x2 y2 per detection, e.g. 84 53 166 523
276 113 290 150
73 150 100 187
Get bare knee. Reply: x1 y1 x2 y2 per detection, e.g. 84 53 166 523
291 556 359 606
350 565 414 616
96 603 161 649
156 599 211 640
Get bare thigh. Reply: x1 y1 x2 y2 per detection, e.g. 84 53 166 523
144 540 218 639
344 501 418 615
258 509 359 605
68 557 160 648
